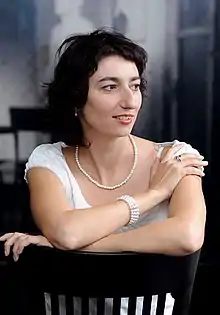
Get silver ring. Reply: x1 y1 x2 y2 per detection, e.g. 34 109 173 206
174 155 182 162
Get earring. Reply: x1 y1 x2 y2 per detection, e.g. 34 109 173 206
74 108 78 117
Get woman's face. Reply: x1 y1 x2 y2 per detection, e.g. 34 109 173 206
81 55 142 138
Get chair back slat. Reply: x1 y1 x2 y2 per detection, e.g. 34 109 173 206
42 294 175 315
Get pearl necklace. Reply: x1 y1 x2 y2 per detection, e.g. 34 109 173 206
75 135 138 190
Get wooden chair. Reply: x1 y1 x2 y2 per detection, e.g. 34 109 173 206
1 243 200 315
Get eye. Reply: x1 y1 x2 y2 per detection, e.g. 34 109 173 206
130 83 141 91
102 84 117 91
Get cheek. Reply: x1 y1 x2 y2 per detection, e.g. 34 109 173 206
83 96 113 125
86 92 117 115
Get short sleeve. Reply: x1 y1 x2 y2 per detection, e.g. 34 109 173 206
156 139 203 171
156 139 201 158
172 139 201 156
24 143 65 185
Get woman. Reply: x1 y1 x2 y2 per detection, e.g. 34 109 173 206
0 28 207 258
0 27 208 315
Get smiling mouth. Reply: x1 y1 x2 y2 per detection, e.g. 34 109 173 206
112 115 134 120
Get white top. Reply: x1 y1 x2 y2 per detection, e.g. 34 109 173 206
24 139 200 232
24 139 200 315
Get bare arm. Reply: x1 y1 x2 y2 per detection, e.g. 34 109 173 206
27 168 163 250
27 143 206 252
168 174 206 249
81 175 206 256
1 164 206 260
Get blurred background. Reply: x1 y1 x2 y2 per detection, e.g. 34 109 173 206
0 0 219 313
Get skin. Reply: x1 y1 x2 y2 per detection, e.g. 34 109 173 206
78 55 143 185
0 55 208 261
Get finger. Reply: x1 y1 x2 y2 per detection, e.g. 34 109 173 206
0 233 14 241
185 166 205 177
179 153 204 161
150 158 161 183
13 235 29 256
161 143 185 162
160 146 172 160
4 233 24 256
151 157 160 176
16 235 41 253
14 235 43 261
13 236 31 261
182 158 208 168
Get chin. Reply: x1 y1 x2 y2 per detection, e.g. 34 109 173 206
110 129 133 138
97 124 134 138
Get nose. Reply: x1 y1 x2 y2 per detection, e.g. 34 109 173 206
119 87 136 109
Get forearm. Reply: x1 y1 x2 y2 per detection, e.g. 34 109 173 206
81 217 202 256
50 189 163 250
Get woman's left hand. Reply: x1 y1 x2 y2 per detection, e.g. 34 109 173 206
0 232 53 261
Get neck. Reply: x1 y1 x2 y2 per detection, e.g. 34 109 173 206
78 131 135 186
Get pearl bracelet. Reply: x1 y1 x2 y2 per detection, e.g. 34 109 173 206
117 195 140 225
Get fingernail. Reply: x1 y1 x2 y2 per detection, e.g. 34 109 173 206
5 249 8 256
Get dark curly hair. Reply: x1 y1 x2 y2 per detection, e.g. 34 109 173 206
44 28 148 147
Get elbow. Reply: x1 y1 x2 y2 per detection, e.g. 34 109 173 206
180 224 205 255
54 233 80 251
56 230 83 251
44 225 81 251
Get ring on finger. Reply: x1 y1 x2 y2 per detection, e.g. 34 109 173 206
174 155 182 162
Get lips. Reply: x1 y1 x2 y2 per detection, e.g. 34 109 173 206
113 114 134 120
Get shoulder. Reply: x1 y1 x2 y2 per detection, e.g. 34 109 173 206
133 136 201 158
24 142 67 182
132 135 155 157
154 139 201 157
28 142 64 159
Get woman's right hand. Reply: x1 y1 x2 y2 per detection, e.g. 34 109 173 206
0 232 53 261
149 144 208 200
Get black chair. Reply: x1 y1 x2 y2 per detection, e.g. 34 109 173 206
1 242 200 315
9 107 50 183
0 126 15 183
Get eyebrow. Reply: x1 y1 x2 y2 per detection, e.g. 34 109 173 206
98 76 141 83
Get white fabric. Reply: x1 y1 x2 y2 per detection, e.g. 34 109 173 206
24 139 201 315
24 139 201 229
